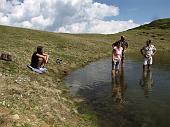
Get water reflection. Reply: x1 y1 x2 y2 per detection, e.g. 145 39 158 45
65 57 170 127
112 66 127 103
139 70 154 97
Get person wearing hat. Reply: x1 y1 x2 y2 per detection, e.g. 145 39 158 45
112 36 128 64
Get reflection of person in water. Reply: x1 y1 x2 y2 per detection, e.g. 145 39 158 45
139 70 154 97
112 66 127 103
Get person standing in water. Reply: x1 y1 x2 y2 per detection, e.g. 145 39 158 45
112 36 128 64
112 42 123 76
140 40 156 71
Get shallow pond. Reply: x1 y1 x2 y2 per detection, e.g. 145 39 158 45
65 52 170 127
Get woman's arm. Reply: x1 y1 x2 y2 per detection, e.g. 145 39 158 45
36 53 49 63
112 49 116 61
42 53 48 56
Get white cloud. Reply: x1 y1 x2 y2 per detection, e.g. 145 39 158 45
0 0 139 34
21 21 32 28
58 19 139 34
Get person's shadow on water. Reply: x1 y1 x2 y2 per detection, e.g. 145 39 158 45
112 66 127 104
139 70 154 97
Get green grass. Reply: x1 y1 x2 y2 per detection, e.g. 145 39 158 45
0 25 112 127
0 18 170 127
12 123 32 127
134 18 170 30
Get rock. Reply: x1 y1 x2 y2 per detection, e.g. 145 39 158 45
56 79 61 83
73 108 78 114
56 89 62 94
40 123 50 127
11 114 20 121
56 58 63 64
27 119 30 122
2 101 6 106
0 53 12 61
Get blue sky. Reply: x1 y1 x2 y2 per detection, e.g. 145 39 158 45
95 0 170 24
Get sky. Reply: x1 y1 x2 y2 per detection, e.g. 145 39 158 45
95 0 170 24
0 0 169 34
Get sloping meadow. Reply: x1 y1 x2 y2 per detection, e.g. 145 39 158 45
0 25 112 127
0 18 170 126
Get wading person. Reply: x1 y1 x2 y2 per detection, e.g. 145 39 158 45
112 36 128 64
30 46 49 71
112 42 123 76
140 40 156 71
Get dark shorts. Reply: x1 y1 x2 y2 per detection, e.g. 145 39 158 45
112 59 120 70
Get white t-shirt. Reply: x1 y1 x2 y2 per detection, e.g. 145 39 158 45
142 44 156 58
113 46 123 60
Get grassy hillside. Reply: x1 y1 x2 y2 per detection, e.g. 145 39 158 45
0 25 113 127
0 18 170 127
136 18 170 29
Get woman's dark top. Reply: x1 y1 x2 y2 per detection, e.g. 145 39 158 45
31 52 39 68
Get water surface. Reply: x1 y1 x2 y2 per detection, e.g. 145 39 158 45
65 53 170 127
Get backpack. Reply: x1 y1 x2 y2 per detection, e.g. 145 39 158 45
0 53 12 61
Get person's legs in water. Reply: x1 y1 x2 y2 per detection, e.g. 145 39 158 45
143 64 151 71
143 57 149 71
121 52 125 65
121 58 125 69
143 65 147 71
112 59 120 77
112 61 115 77
112 60 118 77
147 57 152 71
121 56 125 65
147 64 151 71
115 61 120 75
